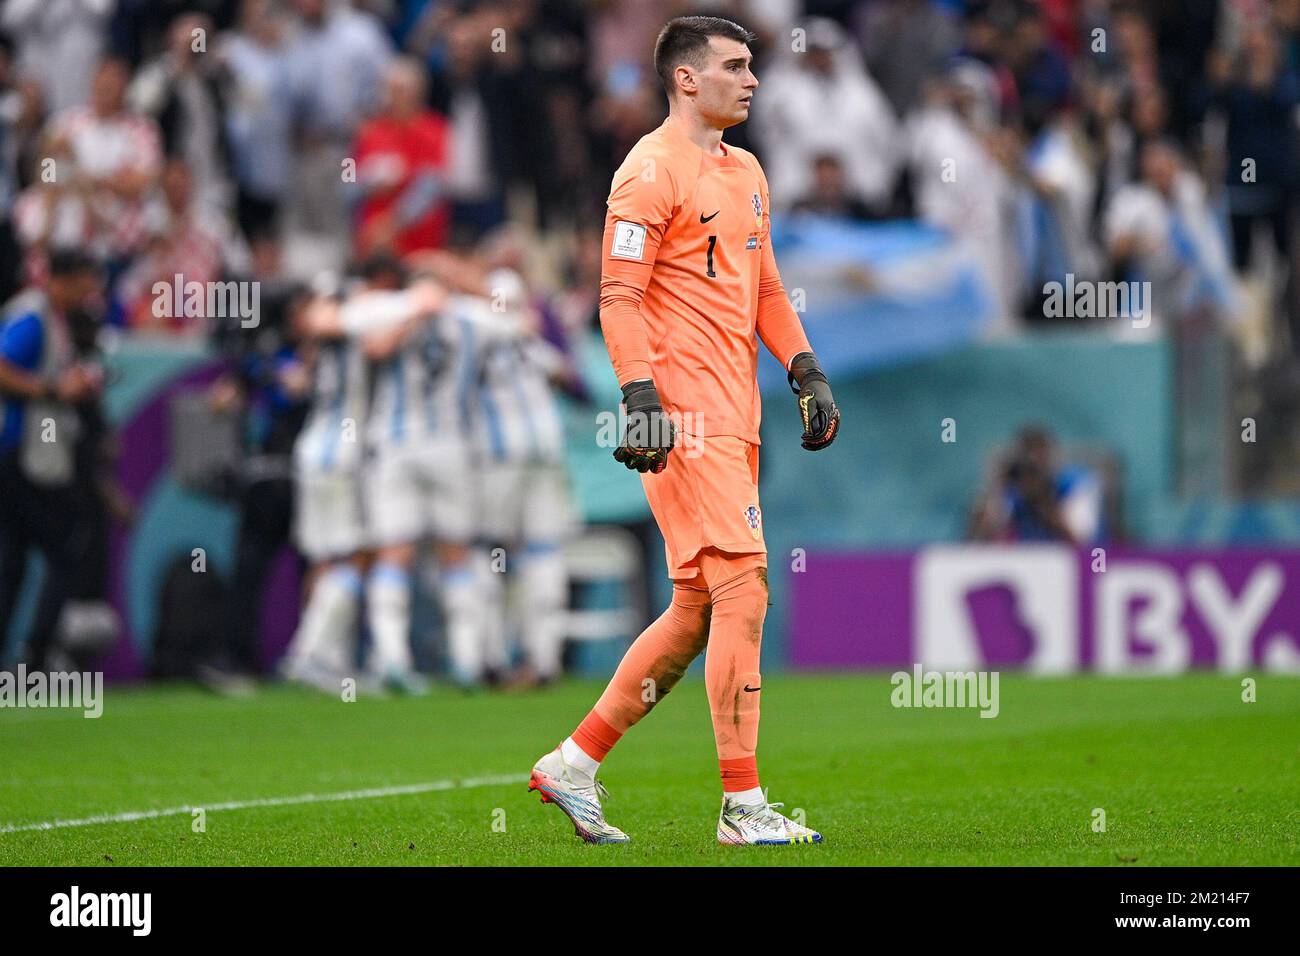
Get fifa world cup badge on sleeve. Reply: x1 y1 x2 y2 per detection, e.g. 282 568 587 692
752 193 763 230
744 504 762 540
611 221 647 260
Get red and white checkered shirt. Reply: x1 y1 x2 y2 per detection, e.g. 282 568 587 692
44 106 163 259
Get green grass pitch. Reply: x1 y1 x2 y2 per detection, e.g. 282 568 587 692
1 673 1296 866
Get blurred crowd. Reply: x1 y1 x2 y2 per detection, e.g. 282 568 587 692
0 0 1295 338
3 0 1300 681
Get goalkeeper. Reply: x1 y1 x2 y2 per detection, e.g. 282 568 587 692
529 15 839 846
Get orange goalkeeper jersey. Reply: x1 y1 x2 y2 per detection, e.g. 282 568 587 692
599 117 812 445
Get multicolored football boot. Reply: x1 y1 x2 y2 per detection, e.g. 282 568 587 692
717 791 823 845
528 749 630 844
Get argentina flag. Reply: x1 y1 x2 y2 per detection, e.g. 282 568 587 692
759 215 996 392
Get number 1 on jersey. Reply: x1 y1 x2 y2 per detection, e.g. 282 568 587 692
705 235 716 278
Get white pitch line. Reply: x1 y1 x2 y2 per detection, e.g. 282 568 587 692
0 773 529 834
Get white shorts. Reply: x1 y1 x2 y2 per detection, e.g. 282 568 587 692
294 468 367 562
366 444 476 546
478 460 577 544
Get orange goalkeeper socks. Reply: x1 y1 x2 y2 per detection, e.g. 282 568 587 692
567 549 767 796
570 711 622 764
719 756 761 793
570 584 712 762
700 552 768 792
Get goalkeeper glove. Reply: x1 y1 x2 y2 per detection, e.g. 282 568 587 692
787 352 840 451
613 379 676 474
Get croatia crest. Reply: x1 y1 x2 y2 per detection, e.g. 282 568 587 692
743 504 762 540
752 192 763 229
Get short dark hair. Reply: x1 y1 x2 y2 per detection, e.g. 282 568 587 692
47 247 98 278
653 16 755 98
357 252 407 286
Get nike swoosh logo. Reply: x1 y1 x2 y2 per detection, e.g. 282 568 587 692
700 210 720 223
743 684 761 692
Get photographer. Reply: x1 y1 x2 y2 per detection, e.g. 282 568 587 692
0 248 105 669
208 236 311 675
968 425 1103 546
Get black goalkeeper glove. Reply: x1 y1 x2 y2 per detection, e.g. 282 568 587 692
787 352 840 451
613 379 676 474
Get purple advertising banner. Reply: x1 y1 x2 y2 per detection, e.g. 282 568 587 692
789 545 1300 673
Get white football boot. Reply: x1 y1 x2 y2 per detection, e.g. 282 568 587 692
375 667 431 696
528 748 630 844
717 790 823 845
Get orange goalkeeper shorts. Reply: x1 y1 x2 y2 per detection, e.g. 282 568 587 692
640 434 767 581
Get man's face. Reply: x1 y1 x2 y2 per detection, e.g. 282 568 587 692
1131 88 1165 134
806 47 834 75
163 161 192 209
292 0 325 23
683 37 758 128
91 61 127 114
170 15 210 61
384 67 422 117
813 157 844 196
1142 144 1177 192
49 270 101 313
1021 436 1052 472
